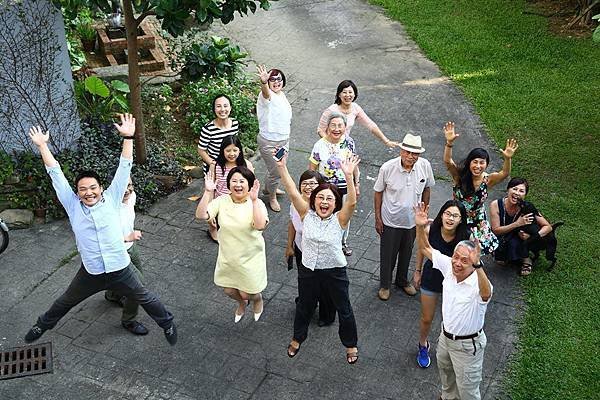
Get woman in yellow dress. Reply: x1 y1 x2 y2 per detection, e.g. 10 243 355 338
196 166 269 322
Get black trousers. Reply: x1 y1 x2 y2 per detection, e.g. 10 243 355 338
379 225 416 288
37 264 174 330
294 244 336 324
293 265 358 348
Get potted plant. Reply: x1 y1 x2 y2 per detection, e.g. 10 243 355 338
77 22 97 52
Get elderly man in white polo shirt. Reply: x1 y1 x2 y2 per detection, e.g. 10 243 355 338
374 133 434 300
415 203 493 400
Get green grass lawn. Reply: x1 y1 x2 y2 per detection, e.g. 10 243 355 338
368 1 600 399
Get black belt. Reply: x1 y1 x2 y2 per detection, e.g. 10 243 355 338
443 328 482 340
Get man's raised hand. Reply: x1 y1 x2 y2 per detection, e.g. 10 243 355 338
114 113 136 137
28 126 49 147
414 202 430 227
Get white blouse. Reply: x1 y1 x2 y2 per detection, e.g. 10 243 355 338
301 210 347 270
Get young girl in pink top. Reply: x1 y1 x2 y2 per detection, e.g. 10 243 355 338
206 135 254 242
317 80 399 148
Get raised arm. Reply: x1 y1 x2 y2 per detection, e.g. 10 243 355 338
28 126 58 167
249 180 268 230
256 64 271 101
414 202 433 261
337 154 360 228
470 241 492 301
443 121 460 184
275 153 309 218
195 170 216 220
114 113 135 160
487 138 518 188
413 225 430 289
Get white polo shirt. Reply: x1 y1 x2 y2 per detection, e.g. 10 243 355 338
432 249 493 336
373 157 435 228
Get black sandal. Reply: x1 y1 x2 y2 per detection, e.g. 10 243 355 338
520 262 533 276
287 341 300 358
346 349 358 364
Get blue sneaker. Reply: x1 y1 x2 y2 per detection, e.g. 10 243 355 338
417 341 431 368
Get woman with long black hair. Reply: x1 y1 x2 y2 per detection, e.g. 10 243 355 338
413 200 469 368
443 122 518 255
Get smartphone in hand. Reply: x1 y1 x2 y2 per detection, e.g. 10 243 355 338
287 255 294 271
273 147 288 161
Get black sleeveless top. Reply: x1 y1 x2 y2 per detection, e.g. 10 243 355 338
420 227 458 293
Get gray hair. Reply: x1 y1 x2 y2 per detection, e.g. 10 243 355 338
455 240 476 252
326 112 347 127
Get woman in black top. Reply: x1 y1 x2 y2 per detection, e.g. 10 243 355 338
413 200 469 368
489 177 554 276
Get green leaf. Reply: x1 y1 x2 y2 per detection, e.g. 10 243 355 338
114 94 130 111
593 26 600 43
84 76 110 98
110 80 130 93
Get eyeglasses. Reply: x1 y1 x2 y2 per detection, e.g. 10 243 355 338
268 76 283 82
443 211 461 220
316 195 335 202
301 181 319 188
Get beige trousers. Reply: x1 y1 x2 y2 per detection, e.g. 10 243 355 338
436 329 487 400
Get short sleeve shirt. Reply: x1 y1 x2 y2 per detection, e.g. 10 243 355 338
309 137 356 190
373 157 435 228
257 91 292 141
432 249 493 336
198 120 239 172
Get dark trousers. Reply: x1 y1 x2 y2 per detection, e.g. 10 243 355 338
380 225 416 288
105 244 143 321
293 265 358 348
37 264 173 330
294 244 336 324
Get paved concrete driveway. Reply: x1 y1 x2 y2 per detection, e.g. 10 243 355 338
0 1 520 399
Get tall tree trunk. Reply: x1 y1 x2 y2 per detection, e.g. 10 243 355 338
122 0 146 164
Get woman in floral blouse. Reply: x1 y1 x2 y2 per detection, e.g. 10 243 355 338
442 121 519 254
309 113 359 256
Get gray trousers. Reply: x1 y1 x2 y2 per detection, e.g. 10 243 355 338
379 224 416 288
257 135 289 194
37 263 173 330
437 330 487 400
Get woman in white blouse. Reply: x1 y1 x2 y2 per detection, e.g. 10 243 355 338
276 152 361 364
256 64 292 212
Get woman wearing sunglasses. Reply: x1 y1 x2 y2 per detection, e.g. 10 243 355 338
256 64 293 213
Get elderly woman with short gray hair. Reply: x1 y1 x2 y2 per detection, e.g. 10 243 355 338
308 112 359 256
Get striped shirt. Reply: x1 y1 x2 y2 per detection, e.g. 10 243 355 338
214 165 233 197
198 119 239 172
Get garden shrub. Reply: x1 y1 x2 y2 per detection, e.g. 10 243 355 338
180 35 248 80
183 75 259 150
0 120 186 217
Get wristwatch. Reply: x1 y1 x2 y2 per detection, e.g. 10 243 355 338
473 260 484 269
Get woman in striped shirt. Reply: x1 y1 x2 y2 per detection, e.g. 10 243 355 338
197 94 240 173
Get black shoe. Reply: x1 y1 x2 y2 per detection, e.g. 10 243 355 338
164 322 177 346
105 292 125 307
122 321 149 336
24 325 45 343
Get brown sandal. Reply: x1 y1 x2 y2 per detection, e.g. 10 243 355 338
287 341 300 358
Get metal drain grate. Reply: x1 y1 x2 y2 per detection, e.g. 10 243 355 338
0 342 53 380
